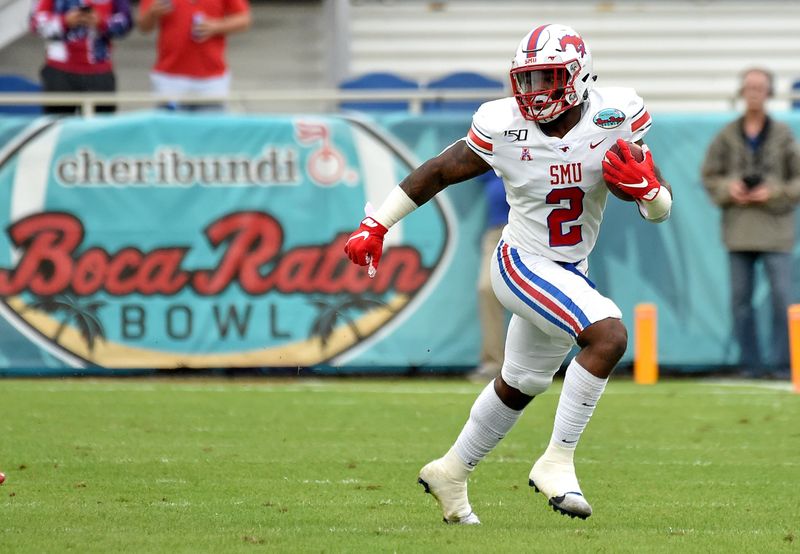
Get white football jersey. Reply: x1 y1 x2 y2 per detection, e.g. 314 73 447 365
466 87 652 263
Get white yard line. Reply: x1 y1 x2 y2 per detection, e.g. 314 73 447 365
698 379 794 393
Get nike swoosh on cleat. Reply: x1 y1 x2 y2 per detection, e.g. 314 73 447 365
561 439 578 444
589 138 607 149
581 403 595 407
345 231 369 244
619 178 650 188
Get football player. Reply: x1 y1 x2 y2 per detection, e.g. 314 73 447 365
344 23 673 523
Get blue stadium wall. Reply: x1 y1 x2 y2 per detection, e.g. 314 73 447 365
0 110 797 375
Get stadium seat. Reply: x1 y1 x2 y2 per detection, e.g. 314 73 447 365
423 71 505 113
792 79 800 110
0 74 43 115
339 72 420 113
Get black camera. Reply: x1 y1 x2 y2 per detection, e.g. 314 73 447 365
742 174 763 189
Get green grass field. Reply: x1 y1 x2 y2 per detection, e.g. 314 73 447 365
0 377 798 553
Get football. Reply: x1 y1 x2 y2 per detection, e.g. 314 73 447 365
604 141 644 202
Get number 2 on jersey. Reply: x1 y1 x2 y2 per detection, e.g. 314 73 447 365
546 187 584 247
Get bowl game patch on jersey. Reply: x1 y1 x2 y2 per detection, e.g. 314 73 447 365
593 108 625 129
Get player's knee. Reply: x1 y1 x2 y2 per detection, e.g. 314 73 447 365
516 371 553 397
501 358 554 397
599 319 628 363
581 318 628 364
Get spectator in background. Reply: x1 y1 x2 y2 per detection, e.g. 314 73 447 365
30 0 132 114
137 0 251 110
701 67 800 377
468 171 510 383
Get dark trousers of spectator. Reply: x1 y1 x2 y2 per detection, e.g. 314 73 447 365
729 250 792 371
40 65 117 114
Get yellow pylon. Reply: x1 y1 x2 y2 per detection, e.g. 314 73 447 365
634 303 658 385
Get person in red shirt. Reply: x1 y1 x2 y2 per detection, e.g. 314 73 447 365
137 0 251 110
31 0 133 114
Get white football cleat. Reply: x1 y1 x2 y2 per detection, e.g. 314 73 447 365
528 451 592 520
418 458 480 525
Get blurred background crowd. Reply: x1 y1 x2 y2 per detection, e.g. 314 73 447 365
1 0 799 113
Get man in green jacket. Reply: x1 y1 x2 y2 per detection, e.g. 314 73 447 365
702 67 800 376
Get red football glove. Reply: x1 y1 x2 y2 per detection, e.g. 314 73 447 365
344 216 388 277
602 139 661 201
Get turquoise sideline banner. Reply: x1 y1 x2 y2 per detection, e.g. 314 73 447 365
0 111 798 373
0 113 481 372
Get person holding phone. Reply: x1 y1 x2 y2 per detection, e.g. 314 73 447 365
30 0 133 114
701 67 800 377
137 0 251 111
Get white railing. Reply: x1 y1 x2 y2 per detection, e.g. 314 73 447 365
0 88 789 116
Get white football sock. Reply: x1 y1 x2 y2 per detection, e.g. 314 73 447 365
449 381 523 477
549 358 608 450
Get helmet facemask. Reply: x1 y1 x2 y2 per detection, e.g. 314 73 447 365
511 62 581 123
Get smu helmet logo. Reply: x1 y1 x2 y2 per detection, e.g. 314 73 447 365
558 34 586 58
